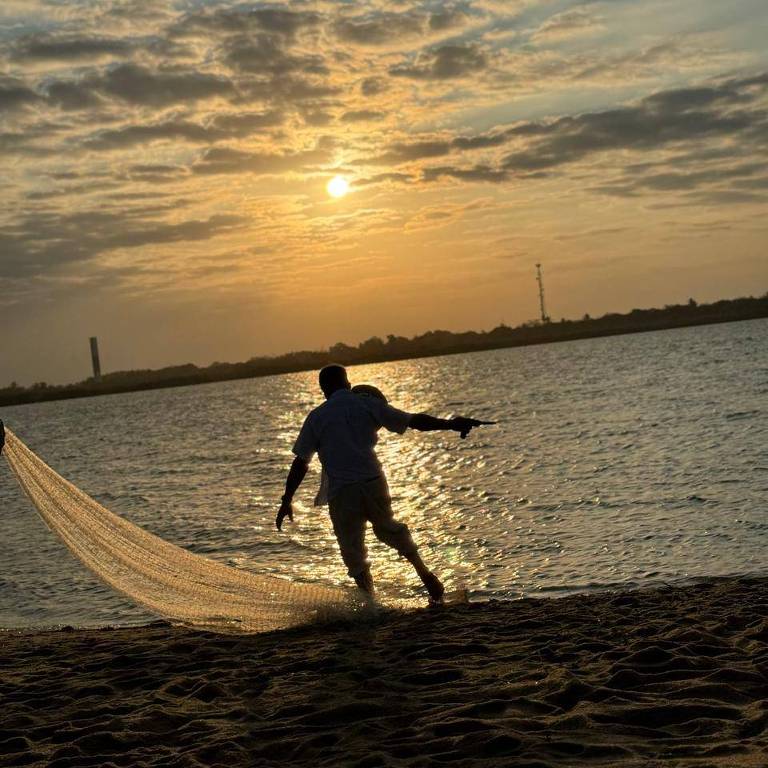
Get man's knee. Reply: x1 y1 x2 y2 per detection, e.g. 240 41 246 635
372 520 417 556
337 543 369 578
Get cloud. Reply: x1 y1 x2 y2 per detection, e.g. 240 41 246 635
531 6 604 43
423 164 509 182
334 11 425 45
340 109 385 123
170 7 321 39
10 34 135 61
368 126 522 165
102 63 235 106
501 75 767 173
82 120 213 150
241 74 340 103
222 34 328 76
45 64 236 110
126 164 186 182
45 80 105 110
0 210 246 279
373 72 768 179
207 110 285 135
353 172 414 187
429 7 470 32
81 110 284 150
593 162 768 199
369 140 453 165
389 44 488 80
0 121 67 156
0 77 42 112
360 77 387 97
191 144 333 176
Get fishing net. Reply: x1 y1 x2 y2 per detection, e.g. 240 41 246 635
2 427 360 633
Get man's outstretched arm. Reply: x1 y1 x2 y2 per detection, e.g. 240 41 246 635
409 414 495 439
276 455 309 530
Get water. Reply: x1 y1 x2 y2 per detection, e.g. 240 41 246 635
1 319 766 630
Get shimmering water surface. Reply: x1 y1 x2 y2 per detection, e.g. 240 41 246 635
1 320 766 629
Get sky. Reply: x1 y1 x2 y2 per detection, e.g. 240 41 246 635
1 0 767 386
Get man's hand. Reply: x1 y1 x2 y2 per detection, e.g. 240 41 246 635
450 417 496 439
276 497 294 530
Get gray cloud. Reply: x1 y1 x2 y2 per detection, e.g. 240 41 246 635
222 34 328 76
367 71 768 200
302 109 333 127
100 63 236 106
423 164 509 182
0 210 246 279
369 127 514 165
82 120 213 150
192 144 333 176
360 77 387 97
502 81 765 173
10 34 134 61
171 7 321 39
126 164 187 183
334 11 424 45
389 44 488 80
44 64 237 111
207 110 285 135
0 120 67 156
241 74 340 104
429 6 470 32
368 139 452 165
353 172 414 187
82 110 284 150
340 109 385 123
593 162 768 199
532 6 603 42
0 77 42 112
45 80 105 110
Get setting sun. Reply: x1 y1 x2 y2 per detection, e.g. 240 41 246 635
326 175 350 198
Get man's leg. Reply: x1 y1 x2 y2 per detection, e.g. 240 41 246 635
353 569 374 594
329 484 374 595
364 477 445 601
403 551 444 602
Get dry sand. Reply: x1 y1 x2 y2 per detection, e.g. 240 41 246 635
1 578 768 768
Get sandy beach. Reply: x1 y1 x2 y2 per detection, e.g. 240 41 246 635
2 578 768 768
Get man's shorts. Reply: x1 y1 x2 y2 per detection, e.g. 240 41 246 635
328 475 417 577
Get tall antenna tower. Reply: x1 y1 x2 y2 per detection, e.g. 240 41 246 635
535 263 550 324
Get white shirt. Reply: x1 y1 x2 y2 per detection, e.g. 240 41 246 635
292 388 413 499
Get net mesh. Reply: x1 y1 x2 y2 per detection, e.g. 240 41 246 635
2 427 361 633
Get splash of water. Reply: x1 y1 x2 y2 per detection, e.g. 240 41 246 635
2 427 361 633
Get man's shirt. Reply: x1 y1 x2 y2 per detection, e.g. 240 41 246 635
292 389 413 499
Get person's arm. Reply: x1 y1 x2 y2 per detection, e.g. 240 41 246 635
0 419 5 455
276 456 309 530
409 414 494 439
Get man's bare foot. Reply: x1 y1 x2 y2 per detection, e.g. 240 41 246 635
354 569 375 596
421 571 445 603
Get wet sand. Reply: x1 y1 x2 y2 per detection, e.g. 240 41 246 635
2 578 768 767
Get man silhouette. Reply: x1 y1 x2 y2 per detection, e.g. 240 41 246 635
276 364 491 601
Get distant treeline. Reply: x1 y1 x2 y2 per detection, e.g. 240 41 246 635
2 293 766 407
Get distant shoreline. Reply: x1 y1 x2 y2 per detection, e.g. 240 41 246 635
1 295 765 408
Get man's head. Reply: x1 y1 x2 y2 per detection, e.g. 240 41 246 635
319 364 350 398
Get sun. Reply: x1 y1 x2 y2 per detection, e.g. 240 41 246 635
326 175 350 198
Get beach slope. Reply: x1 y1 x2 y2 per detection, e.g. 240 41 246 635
2 578 768 767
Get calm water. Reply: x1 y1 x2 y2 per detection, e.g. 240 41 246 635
1 320 766 629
